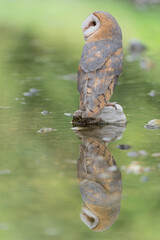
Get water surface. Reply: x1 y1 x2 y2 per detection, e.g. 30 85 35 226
0 27 160 240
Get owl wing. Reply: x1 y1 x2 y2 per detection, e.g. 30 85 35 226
78 47 123 118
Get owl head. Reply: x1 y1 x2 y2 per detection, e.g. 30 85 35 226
82 11 122 43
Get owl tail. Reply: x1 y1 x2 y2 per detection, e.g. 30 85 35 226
83 80 115 118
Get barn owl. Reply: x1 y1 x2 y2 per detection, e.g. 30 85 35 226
75 126 122 232
74 11 123 119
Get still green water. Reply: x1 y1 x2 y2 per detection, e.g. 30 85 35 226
0 1 160 240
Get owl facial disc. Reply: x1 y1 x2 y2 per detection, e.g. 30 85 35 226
82 14 100 40
80 207 99 229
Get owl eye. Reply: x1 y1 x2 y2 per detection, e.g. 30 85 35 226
91 21 97 26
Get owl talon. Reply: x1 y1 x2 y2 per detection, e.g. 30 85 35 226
106 102 117 109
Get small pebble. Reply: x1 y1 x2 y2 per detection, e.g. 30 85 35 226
125 161 143 175
64 113 72 117
127 151 139 157
148 90 157 97
139 150 148 156
145 119 160 129
37 128 55 133
23 88 39 97
121 161 151 175
140 176 149 182
152 152 160 157
129 39 146 54
29 88 39 93
0 223 9 230
144 167 151 173
23 92 35 97
117 144 132 150
41 110 49 115
0 106 10 109
0 169 11 175
140 58 155 70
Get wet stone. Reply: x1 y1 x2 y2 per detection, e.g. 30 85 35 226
140 58 155 70
127 150 148 157
0 106 10 109
139 150 148 156
140 176 149 182
121 161 151 175
29 88 39 93
148 90 158 97
64 113 72 117
127 151 139 157
23 92 35 97
0 169 11 175
129 39 147 55
73 104 127 126
117 144 132 150
145 119 160 129
144 167 151 173
23 88 39 97
41 110 50 115
152 152 160 157
0 223 9 230
37 128 55 133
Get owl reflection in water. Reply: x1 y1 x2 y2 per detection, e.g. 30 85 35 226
76 127 122 232
74 11 123 119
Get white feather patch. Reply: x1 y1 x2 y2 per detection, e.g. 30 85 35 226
82 14 100 39
80 207 99 229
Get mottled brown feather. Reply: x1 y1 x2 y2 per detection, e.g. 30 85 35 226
77 47 123 118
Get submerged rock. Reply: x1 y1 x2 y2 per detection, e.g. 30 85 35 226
138 150 148 156
41 110 50 115
37 128 55 133
140 58 155 70
152 152 160 157
127 151 139 157
99 104 127 125
23 88 39 97
117 144 132 150
121 161 151 175
0 169 11 175
140 176 149 182
29 88 39 93
127 150 148 157
145 119 160 129
129 39 146 54
148 90 158 97
72 104 127 127
64 113 72 116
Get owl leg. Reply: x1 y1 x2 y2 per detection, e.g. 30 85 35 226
82 81 115 118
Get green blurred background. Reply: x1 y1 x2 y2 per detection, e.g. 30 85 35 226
0 0 160 240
